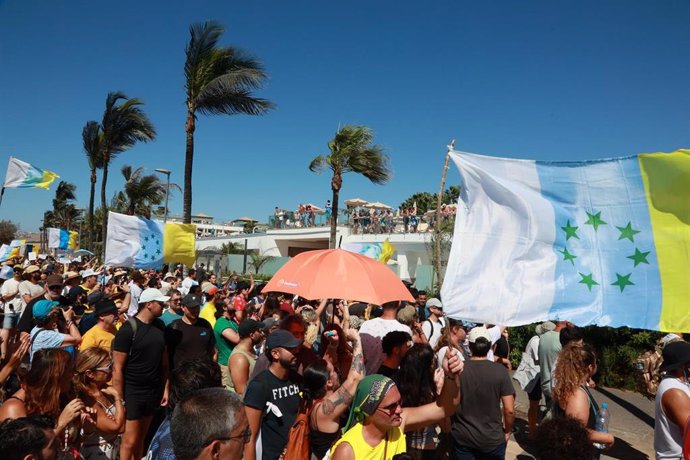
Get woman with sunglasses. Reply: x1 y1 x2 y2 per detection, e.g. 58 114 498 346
75 346 125 459
330 347 463 460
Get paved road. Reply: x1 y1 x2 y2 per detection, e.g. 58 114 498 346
506 379 655 459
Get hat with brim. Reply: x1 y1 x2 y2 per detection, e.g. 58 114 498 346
139 288 170 304
95 299 119 316
239 319 265 338
182 294 202 308
660 341 690 372
64 271 81 282
33 299 59 319
536 321 556 336
24 265 40 274
468 326 492 343
266 330 303 351
114 269 128 277
427 298 443 310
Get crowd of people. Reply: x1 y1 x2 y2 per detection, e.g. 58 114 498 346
0 254 688 460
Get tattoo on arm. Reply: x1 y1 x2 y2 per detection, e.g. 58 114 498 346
321 387 353 415
352 352 364 374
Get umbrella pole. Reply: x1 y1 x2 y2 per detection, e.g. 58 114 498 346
434 139 455 292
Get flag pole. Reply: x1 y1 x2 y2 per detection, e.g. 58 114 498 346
433 139 455 291
0 187 5 210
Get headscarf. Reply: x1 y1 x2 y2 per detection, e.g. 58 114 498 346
342 374 396 432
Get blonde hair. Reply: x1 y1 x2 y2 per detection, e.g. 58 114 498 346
73 347 111 397
552 343 596 409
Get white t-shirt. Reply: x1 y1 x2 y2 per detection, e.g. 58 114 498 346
18 281 44 314
127 282 143 317
421 316 446 349
180 277 197 296
359 318 412 375
1 278 21 314
655 377 690 458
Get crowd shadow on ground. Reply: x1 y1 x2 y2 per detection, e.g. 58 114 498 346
594 387 655 428
511 417 650 460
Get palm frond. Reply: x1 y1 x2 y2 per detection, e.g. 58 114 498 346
185 21 224 99
309 155 328 173
82 121 103 169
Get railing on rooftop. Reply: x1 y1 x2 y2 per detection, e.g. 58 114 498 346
266 209 455 234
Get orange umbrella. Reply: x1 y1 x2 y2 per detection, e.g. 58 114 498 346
262 249 414 305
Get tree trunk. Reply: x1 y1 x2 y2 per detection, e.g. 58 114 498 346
100 152 110 254
88 168 96 250
183 106 195 224
329 172 342 249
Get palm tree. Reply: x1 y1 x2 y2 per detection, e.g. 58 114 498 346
45 181 80 229
120 165 180 217
309 125 391 248
82 121 103 250
99 92 156 245
183 21 274 223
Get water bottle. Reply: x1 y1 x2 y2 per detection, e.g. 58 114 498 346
593 402 610 449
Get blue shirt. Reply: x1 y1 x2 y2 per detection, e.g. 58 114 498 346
147 416 175 459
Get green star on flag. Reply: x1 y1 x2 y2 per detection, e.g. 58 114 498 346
617 222 640 242
585 211 607 231
560 247 577 265
627 248 650 267
561 220 580 240
611 273 634 292
578 272 599 291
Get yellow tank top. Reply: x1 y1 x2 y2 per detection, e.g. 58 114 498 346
330 422 406 460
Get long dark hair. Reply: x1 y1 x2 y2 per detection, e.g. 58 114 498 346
320 324 352 357
303 359 329 406
397 343 437 407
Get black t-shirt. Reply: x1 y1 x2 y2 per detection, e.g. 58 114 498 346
165 318 215 370
112 317 166 400
451 359 515 449
244 369 302 460
378 364 398 380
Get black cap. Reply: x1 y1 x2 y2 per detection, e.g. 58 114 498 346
95 300 118 316
239 319 265 338
660 341 690 372
265 330 303 352
182 294 202 308
87 291 105 306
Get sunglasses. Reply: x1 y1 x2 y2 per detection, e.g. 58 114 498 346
92 362 113 373
376 399 402 416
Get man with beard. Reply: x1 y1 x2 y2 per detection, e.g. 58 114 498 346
17 274 66 338
243 330 303 460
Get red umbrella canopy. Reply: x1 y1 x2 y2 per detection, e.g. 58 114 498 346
262 249 414 305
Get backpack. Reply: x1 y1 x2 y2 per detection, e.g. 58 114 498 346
634 333 682 399
279 400 310 460
113 317 139 356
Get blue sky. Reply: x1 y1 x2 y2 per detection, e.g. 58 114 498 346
1 0 689 231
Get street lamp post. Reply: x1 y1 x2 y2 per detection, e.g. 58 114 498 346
155 168 171 223
75 208 85 249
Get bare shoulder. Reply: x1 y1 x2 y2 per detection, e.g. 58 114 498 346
331 441 355 460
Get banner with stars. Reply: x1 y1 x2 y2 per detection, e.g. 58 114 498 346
441 149 690 332
105 212 196 269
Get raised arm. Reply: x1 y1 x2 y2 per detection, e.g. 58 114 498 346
315 329 364 426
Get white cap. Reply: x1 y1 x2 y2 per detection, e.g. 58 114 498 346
81 269 101 279
468 326 492 343
139 288 170 304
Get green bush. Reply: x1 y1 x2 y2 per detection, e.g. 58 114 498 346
508 324 665 391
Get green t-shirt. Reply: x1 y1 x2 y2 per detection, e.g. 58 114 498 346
213 317 239 366
538 330 561 395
